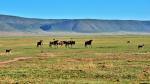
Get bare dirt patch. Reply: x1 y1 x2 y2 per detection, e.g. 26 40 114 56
38 52 56 58
37 52 64 59
0 52 58 66
0 57 32 65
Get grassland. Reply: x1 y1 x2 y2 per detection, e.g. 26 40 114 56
0 35 150 84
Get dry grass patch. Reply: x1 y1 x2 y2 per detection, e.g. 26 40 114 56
49 62 98 71
126 54 150 62
64 58 94 63
99 63 114 69
95 53 150 62
137 71 150 81
143 67 150 73
0 77 16 84
0 52 13 56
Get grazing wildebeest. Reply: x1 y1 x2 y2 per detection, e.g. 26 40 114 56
49 40 59 48
85 40 93 48
37 40 43 47
57 41 64 46
63 40 75 48
49 41 53 47
63 41 69 48
138 44 144 49
70 41 75 48
127 41 130 43
6 49 12 53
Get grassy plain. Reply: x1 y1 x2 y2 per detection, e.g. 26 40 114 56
0 35 150 84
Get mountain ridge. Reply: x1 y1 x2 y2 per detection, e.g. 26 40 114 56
0 14 150 35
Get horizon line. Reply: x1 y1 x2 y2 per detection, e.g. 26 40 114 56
0 14 150 21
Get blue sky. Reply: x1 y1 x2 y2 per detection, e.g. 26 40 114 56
0 0 150 20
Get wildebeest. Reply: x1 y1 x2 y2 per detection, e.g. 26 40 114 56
49 40 59 48
70 41 75 47
57 41 64 46
37 40 43 47
138 44 144 49
6 49 12 53
63 41 75 48
85 40 93 48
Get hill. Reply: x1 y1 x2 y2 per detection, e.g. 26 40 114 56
0 14 150 35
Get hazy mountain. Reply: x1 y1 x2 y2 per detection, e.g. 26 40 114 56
0 14 150 35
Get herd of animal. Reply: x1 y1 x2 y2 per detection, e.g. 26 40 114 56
3 40 145 53
37 39 93 48
37 40 144 49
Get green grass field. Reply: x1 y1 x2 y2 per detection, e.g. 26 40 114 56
0 35 150 84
